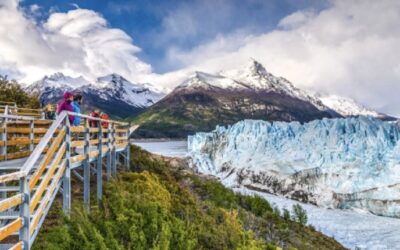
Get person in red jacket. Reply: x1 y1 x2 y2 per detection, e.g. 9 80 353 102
100 112 109 129
89 109 101 127
57 92 74 124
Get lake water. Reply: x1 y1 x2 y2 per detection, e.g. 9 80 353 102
132 140 188 158
132 140 400 250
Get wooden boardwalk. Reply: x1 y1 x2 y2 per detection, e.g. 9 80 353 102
0 109 134 250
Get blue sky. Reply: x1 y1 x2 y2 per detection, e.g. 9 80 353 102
2 0 400 115
20 0 329 73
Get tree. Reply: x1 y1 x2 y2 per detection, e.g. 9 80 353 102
291 204 308 225
0 75 39 108
282 208 291 221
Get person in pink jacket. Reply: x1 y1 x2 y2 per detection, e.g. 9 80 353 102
57 92 75 124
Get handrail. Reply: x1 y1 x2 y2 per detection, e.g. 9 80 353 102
66 112 128 125
19 111 128 174
0 114 37 121
20 112 68 174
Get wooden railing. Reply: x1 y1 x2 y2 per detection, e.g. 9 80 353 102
0 104 44 119
0 111 132 250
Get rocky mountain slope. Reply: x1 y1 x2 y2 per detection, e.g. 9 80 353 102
133 60 341 138
188 117 400 218
26 73 163 118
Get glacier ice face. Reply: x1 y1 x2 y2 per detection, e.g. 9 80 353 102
188 117 400 217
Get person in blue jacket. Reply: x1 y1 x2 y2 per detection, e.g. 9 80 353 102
71 93 83 126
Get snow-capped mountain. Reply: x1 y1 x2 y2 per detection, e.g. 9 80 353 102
89 74 164 108
221 59 328 110
133 60 340 138
26 72 164 118
188 117 400 217
175 59 390 118
319 95 388 118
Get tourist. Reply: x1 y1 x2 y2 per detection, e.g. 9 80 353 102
89 109 101 127
57 92 74 124
72 93 83 126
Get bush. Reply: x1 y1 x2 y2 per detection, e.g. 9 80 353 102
292 204 308 225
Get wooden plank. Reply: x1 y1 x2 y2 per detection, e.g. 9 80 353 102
0 193 23 213
0 128 5 133
16 112 41 117
115 129 128 133
30 161 66 236
29 130 65 191
89 150 99 158
115 136 127 141
6 128 32 134
30 145 66 213
0 218 23 241
33 128 48 134
71 140 85 148
9 241 23 250
70 126 85 133
7 151 32 160
0 155 4 161
101 138 109 143
102 129 109 133
71 154 86 163
7 138 32 146
34 120 52 125
116 143 128 149
89 128 99 133
90 139 99 145
0 141 4 147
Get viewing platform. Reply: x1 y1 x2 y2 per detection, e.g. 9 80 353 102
0 105 136 250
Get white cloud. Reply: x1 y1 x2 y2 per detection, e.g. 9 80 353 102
157 0 400 116
1 0 400 116
0 0 151 84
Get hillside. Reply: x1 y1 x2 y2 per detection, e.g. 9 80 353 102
33 146 344 250
132 60 341 138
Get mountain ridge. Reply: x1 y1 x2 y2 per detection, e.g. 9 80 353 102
26 72 164 118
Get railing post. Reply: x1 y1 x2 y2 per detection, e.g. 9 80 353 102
0 118 6 199
19 176 30 250
83 118 90 211
63 119 71 215
111 123 117 177
29 120 34 152
125 128 130 170
96 120 103 202
0 118 6 160
106 122 112 180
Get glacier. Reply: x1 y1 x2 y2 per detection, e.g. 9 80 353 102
188 117 400 217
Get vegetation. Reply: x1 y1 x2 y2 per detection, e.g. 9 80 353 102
0 75 40 108
33 146 345 250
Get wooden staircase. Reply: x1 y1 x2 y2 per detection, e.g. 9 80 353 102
0 110 132 249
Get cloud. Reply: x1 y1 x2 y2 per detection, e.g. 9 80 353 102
157 0 400 116
0 0 151 84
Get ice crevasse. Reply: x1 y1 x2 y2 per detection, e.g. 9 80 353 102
188 117 400 217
